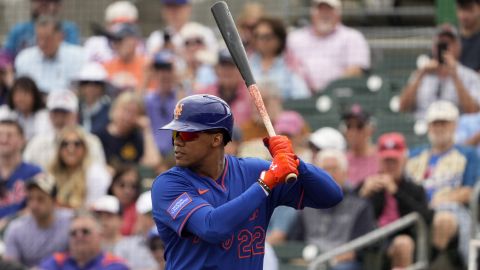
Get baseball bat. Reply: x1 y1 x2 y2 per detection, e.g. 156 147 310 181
211 1 297 183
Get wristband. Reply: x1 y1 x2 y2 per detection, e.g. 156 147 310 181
257 179 271 196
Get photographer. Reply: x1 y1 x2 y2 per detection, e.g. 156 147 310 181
399 24 480 120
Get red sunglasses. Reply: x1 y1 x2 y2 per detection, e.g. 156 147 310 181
172 131 201 142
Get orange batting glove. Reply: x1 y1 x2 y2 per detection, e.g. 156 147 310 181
263 135 295 158
258 153 299 192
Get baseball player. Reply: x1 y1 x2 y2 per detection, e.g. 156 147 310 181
151 94 343 269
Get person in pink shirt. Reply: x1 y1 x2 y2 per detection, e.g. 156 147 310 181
342 104 379 187
195 49 252 126
287 0 370 92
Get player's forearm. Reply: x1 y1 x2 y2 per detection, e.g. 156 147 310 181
185 183 267 244
298 160 343 208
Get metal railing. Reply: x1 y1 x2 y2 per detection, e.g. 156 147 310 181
308 212 428 270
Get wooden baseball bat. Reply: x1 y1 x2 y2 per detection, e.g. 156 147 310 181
211 1 297 183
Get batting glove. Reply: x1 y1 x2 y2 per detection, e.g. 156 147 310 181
263 135 295 158
258 153 299 192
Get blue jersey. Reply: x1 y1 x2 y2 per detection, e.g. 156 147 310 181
151 155 343 270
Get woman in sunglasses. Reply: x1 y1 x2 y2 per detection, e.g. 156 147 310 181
49 126 111 209
249 16 310 100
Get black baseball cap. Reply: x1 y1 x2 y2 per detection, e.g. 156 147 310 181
341 103 371 124
217 49 235 65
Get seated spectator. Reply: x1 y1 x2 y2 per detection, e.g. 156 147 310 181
301 149 375 270
4 174 72 267
341 104 379 187
250 16 310 99
15 16 85 94
406 101 478 265
103 23 146 93
84 1 140 63
237 2 265 55
75 63 112 134
146 0 218 55
456 0 480 71
196 49 252 126
144 51 178 156
308 127 346 163
39 210 129 270
287 0 370 92
114 191 159 269
108 165 142 236
49 126 111 209
4 0 80 59
1 77 51 140
90 195 123 252
23 90 106 170
94 92 161 169
399 24 480 119
178 22 217 93
0 118 42 220
359 133 433 269
147 229 166 270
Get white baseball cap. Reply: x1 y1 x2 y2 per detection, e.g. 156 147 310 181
312 0 342 9
309 127 346 151
90 195 120 214
76 62 108 82
425 100 459 123
46 90 79 113
105 1 138 23
136 191 152 215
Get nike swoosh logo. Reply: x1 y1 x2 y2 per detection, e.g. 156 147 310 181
198 189 209 195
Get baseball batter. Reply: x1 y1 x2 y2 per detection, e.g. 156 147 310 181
151 94 343 269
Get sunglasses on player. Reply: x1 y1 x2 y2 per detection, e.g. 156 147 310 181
172 130 223 144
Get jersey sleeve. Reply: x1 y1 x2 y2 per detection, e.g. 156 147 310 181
151 172 210 237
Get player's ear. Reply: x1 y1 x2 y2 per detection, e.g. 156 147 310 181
211 133 223 147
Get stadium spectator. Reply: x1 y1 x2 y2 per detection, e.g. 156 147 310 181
4 0 80 59
144 50 178 157
196 49 252 126
399 24 480 119
107 165 142 236
48 126 111 209
3 76 51 140
103 23 146 93
178 22 217 93
84 1 140 63
4 174 72 267
301 149 376 270
237 2 265 55
75 63 112 134
90 195 123 252
406 101 478 265
114 191 158 269
308 127 346 163
341 104 379 187
94 92 161 169
14 16 85 94
250 16 310 99
456 0 480 71
146 0 218 55
359 133 433 269
39 211 129 270
287 0 370 92
23 90 106 169
0 118 42 221
147 229 166 270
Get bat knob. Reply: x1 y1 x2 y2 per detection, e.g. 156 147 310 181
285 173 297 184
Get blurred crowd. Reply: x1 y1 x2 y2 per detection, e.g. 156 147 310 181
0 0 480 269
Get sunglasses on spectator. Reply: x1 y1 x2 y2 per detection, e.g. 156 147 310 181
60 140 84 149
70 228 91 237
254 33 275 41
79 81 104 87
184 38 204 47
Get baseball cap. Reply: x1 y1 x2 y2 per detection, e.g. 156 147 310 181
76 62 108 82
425 100 459 123
341 104 371 124
47 90 79 113
377 132 407 159
309 127 346 151
90 195 120 214
136 191 152 215
153 50 175 69
274 111 305 136
217 49 235 65
26 174 57 197
162 0 189 5
109 23 141 40
436 24 459 40
105 1 138 23
312 0 342 9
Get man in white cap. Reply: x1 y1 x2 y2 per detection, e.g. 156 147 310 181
287 0 370 92
90 195 123 252
406 100 478 265
23 90 106 169
309 127 346 163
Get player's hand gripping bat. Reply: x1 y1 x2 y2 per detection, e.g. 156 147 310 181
211 1 297 183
